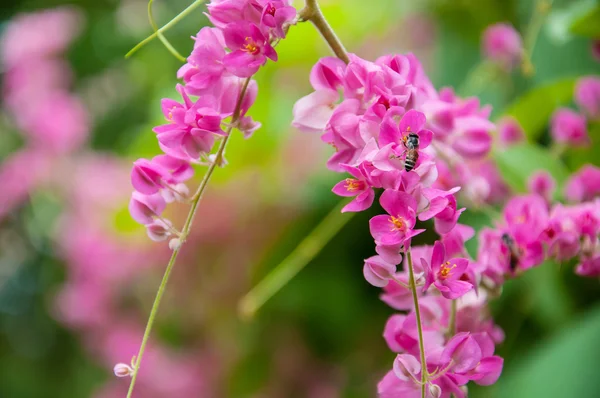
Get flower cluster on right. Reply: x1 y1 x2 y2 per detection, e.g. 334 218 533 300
293 21 600 397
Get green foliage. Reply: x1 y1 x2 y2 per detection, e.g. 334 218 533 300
503 78 576 140
570 4 600 38
493 143 570 196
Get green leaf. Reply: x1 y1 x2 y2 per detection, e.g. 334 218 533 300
493 143 570 196
570 5 600 38
495 304 600 398
503 78 576 141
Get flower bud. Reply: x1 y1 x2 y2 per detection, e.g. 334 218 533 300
146 219 173 242
482 23 523 71
169 237 182 251
429 383 442 398
497 116 524 146
129 192 167 225
574 76 600 120
114 363 134 378
550 108 589 147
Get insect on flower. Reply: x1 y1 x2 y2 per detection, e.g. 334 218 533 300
403 132 420 172
501 233 521 272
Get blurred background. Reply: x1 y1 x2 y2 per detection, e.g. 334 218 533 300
0 0 599 397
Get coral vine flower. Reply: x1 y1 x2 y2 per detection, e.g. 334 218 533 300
379 108 433 159
331 164 375 212
223 21 277 77
369 189 424 246
422 241 473 299
260 1 296 38
550 108 589 147
481 23 523 71
574 76 600 120
363 255 397 287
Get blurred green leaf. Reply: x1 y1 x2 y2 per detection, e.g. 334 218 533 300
496 303 600 398
493 143 570 195
503 78 575 140
570 4 600 38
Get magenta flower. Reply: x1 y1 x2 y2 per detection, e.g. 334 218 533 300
223 21 277 77
331 164 375 212
369 189 423 246
292 89 338 133
177 27 226 95
422 241 472 299
550 108 589 147
309 56 346 92
497 116 524 146
481 23 523 71
129 192 167 225
574 76 600 120
379 109 433 159
260 1 296 38
154 85 224 160
528 170 555 202
565 164 600 202
205 0 262 28
452 116 494 158
363 255 397 287
131 158 170 195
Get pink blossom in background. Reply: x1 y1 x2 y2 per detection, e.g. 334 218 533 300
550 108 589 147
481 23 523 71
574 76 600 120
0 7 82 68
497 116 525 146
564 164 600 203
528 171 556 203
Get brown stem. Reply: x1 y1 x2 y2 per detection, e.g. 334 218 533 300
299 0 350 64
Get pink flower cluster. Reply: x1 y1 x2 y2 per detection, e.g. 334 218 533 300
550 75 600 148
293 54 503 397
481 23 523 71
0 7 89 220
130 0 297 243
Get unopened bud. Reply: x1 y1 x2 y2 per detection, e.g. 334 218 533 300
146 219 173 242
428 383 442 398
169 237 182 251
114 363 134 378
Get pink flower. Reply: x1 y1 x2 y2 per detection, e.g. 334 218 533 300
292 89 339 133
154 85 224 160
206 0 262 28
550 108 589 147
369 190 423 246
481 23 523 71
129 192 167 225
177 27 226 95
528 170 555 202
564 165 600 202
223 21 277 77
379 109 433 159
576 256 600 277
131 158 170 195
497 116 524 146
574 76 600 119
422 241 473 299
451 116 494 158
418 187 462 232
331 164 375 212
363 255 397 287
310 56 346 92
260 1 296 38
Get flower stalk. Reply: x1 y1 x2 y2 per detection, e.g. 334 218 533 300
406 248 427 398
299 0 350 64
126 78 250 398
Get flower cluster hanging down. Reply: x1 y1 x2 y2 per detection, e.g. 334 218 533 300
129 0 297 246
293 53 502 397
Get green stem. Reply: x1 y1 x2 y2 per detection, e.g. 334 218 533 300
126 78 251 398
126 0 206 59
299 0 350 64
148 0 187 62
238 200 354 319
406 249 427 397
521 0 553 76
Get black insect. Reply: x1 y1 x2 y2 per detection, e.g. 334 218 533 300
501 233 520 272
403 132 420 172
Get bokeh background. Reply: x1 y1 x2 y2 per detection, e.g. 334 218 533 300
0 0 599 397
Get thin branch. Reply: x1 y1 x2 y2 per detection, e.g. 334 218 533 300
298 0 350 64
406 248 427 398
148 0 187 62
125 0 206 59
126 78 251 398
